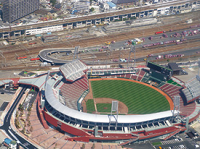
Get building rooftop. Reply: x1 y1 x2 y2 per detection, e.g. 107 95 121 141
107 2 116 8
112 0 135 4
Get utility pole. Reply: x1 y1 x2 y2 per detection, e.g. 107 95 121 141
127 41 136 68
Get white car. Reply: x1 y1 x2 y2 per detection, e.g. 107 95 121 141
179 145 185 148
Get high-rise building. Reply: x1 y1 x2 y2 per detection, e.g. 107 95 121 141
2 0 40 23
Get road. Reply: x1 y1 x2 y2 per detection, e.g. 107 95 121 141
0 89 16 95
0 86 38 149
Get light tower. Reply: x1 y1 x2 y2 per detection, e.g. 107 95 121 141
109 101 119 130
173 96 180 119
73 46 80 60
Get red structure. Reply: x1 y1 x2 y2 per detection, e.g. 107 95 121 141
16 56 27 60
155 31 165 34
30 58 40 61
23 66 200 145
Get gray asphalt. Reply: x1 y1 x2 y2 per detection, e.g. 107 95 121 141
0 86 38 149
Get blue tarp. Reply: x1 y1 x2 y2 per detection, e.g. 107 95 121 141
106 2 116 8
4 138 12 145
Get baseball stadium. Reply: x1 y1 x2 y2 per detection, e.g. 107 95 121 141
13 60 200 145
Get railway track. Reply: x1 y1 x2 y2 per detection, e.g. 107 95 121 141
0 11 200 70
75 37 200 62
0 0 196 33
141 38 200 50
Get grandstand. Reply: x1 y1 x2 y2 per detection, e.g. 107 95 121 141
60 60 87 82
182 75 200 103
14 61 200 145
160 83 182 98
60 75 89 110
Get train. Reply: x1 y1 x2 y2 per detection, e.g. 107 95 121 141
143 39 187 48
156 54 184 59
30 58 40 61
29 42 37 45
16 56 27 60
155 31 165 34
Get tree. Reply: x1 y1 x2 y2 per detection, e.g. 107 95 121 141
90 7 94 12
50 0 56 6
18 104 23 112
28 105 32 112
16 111 18 118
54 143 57 149
22 127 25 134
91 143 95 149
82 144 85 149
15 118 20 129
27 120 31 127
30 126 33 132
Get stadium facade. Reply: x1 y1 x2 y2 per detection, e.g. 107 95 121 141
15 60 200 144
2 0 39 23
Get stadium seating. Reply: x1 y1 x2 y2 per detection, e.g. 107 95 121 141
130 74 138 80
160 84 183 103
136 69 146 81
179 98 195 117
125 74 132 79
182 76 200 103
60 60 87 82
60 75 89 110
159 83 195 116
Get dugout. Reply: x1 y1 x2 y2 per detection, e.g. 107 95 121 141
168 63 182 75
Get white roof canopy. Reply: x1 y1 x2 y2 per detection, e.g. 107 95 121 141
45 83 175 124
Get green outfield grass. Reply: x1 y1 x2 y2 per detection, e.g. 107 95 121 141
86 99 95 113
91 80 170 114
96 103 112 113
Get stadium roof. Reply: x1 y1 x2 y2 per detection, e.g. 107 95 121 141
0 79 12 86
19 74 47 89
183 76 200 103
45 83 175 124
60 60 87 82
